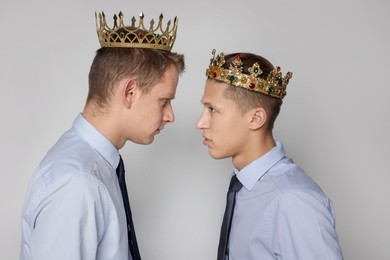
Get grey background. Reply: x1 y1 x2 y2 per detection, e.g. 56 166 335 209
1 0 389 259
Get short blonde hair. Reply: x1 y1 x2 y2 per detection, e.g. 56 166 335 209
87 47 185 108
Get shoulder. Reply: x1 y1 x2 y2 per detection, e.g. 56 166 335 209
24 129 114 215
265 157 330 207
263 159 336 225
38 128 107 183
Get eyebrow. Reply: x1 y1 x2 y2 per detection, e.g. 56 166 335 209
163 93 176 100
201 100 216 108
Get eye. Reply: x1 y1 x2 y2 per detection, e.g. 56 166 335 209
161 99 169 106
208 106 217 113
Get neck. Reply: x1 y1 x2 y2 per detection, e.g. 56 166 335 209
232 131 276 171
83 103 125 150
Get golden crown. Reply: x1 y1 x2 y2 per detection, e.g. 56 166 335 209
95 11 178 51
206 50 293 99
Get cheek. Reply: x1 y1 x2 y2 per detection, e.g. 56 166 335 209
144 101 163 117
152 105 167 126
212 115 238 133
214 117 247 144
135 105 161 129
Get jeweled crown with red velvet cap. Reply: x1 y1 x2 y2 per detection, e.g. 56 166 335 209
95 11 177 51
206 49 293 99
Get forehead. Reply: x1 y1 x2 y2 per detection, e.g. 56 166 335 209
202 80 242 115
148 65 179 96
203 80 228 97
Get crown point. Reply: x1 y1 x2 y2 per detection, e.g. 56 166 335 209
113 14 119 28
174 16 177 23
119 11 123 17
159 13 164 19
139 12 144 19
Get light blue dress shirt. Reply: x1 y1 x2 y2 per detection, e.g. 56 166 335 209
20 114 131 260
228 141 343 260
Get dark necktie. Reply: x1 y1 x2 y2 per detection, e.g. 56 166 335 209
117 156 141 260
217 175 243 260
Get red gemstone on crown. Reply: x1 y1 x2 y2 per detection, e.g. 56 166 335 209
212 72 217 78
277 66 281 71
139 33 143 39
249 83 255 89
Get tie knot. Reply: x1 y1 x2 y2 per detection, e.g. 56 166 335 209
229 175 243 192
117 155 125 178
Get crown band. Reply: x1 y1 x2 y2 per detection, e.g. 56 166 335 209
206 49 292 99
95 11 178 51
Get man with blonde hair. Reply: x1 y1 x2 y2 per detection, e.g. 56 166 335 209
20 11 185 260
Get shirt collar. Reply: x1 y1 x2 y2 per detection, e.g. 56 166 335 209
73 113 120 169
234 140 286 191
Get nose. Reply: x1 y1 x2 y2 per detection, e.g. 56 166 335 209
164 103 175 123
196 109 207 129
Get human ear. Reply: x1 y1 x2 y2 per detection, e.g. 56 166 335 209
249 107 267 130
121 78 138 108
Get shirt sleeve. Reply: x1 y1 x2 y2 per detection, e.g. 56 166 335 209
27 172 110 260
271 191 343 260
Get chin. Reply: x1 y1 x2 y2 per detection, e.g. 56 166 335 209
208 149 230 160
131 136 155 145
142 137 155 145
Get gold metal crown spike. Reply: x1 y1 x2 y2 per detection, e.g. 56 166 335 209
206 49 293 99
95 11 178 51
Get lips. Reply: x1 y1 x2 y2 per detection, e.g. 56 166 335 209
202 135 211 146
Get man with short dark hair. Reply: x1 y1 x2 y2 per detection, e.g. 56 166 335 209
197 50 343 259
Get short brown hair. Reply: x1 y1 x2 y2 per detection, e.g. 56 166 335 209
87 47 185 108
219 53 283 130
